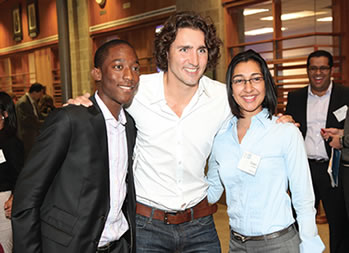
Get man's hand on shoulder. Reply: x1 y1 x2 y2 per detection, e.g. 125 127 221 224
276 113 300 127
64 93 92 107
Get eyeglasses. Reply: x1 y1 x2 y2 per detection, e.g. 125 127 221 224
232 76 264 86
308 66 331 74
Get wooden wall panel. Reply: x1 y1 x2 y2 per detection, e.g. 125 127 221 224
89 0 175 27
34 48 53 96
0 0 57 49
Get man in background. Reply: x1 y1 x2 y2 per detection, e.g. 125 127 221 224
16 83 44 158
286 50 349 253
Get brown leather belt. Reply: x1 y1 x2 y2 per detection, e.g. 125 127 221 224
231 224 295 243
136 197 217 225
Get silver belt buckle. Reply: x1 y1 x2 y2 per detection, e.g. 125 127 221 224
233 232 249 243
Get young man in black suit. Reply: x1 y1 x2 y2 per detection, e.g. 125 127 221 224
286 50 349 253
12 39 140 253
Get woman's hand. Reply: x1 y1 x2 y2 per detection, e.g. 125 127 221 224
4 194 13 219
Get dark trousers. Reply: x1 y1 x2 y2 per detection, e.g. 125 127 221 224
340 164 349 219
309 160 349 253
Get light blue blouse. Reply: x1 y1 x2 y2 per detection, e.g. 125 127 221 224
207 109 325 252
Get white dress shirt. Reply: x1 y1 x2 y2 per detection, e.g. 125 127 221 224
95 92 129 246
127 72 231 211
305 82 332 160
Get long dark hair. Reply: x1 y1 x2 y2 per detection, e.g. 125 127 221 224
226 49 277 119
0 91 17 136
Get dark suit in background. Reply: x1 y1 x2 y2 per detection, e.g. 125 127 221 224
286 83 349 252
11 96 137 253
16 93 42 158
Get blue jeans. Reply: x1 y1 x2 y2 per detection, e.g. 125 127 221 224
136 213 221 253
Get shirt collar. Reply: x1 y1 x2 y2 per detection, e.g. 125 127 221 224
308 81 333 97
26 92 36 105
149 71 211 104
230 108 271 129
95 92 126 125
252 108 272 128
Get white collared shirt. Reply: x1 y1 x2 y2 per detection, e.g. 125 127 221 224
95 92 129 246
305 82 332 160
126 72 231 211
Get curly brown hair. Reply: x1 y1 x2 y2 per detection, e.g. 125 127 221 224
154 11 222 72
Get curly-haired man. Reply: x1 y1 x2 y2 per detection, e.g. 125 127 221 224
127 12 230 252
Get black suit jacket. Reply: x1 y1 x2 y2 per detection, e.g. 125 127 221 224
286 83 349 157
0 133 24 192
12 96 136 253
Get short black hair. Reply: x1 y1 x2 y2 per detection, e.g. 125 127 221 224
94 39 135 68
29 83 44 93
154 11 222 72
226 49 277 119
0 91 17 136
307 50 333 68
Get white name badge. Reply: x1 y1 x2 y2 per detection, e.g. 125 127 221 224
333 105 348 122
0 149 6 164
237 151 261 176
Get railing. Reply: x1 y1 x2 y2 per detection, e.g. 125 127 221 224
0 72 36 98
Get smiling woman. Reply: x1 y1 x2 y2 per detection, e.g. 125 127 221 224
206 49 325 253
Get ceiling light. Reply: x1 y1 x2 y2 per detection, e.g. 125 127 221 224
245 27 287 36
260 11 327 21
317 17 333 22
243 9 269 16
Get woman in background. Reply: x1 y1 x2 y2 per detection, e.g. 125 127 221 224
0 92 24 253
207 50 324 252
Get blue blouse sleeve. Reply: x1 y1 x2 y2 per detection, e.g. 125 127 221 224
284 125 325 253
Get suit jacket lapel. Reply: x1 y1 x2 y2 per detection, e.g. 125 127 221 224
326 83 340 128
88 96 109 174
124 112 136 169
299 87 308 137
